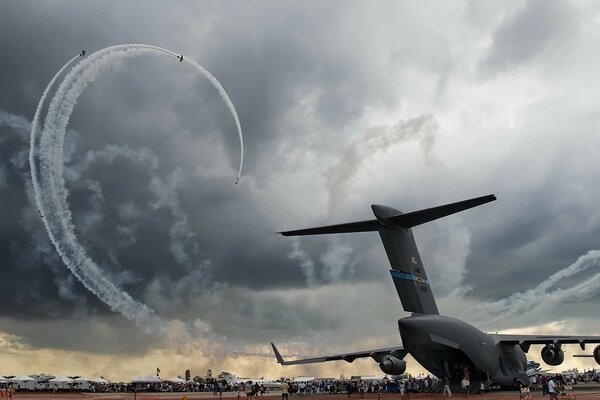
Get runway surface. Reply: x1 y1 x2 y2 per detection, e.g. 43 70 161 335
7 384 600 400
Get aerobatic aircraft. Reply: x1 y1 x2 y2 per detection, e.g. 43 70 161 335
272 195 600 389
178 54 184 62
79 50 86 57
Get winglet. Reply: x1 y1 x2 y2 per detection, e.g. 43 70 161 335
271 342 286 364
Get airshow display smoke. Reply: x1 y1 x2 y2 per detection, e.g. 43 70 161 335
29 44 244 334
469 249 600 325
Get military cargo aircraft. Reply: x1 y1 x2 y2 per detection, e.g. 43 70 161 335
272 195 600 389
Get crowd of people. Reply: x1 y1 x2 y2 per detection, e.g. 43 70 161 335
522 371 600 399
3 370 600 395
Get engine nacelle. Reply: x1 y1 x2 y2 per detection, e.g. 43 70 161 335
379 355 406 375
541 344 564 366
594 345 600 365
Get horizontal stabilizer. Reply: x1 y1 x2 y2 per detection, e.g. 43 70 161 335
279 195 496 236
387 194 496 229
279 219 378 236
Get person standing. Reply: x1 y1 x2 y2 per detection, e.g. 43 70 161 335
548 376 558 400
541 375 548 396
461 377 470 396
298 382 306 396
443 378 452 396
281 381 289 400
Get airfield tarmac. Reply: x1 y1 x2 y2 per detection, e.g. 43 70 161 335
8 384 600 400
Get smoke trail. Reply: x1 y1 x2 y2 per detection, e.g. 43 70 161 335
325 115 437 210
75 143 208 273
29 55 80 216
288 239 317 286
468 250 600 325
30 45 244 334
0 109 32 133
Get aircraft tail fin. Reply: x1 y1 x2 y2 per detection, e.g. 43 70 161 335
280 194 496 315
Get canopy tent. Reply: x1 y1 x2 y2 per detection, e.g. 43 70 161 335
10 375 35 381
48 376 74 390
10 375 36 390
132 375 162 383
49 376 74 382
166 377 186 383
0 377 7 382
92 377 110 384
73 377 92 383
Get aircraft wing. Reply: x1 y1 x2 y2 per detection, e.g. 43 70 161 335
271 342 407 365
492 334 600 352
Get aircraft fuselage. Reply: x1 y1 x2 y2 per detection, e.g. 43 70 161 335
398 314 529 387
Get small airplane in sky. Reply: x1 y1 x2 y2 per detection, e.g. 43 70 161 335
273 194 600 390
79 50 86 57
178 55 184 62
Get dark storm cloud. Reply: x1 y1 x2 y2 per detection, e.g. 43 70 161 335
0 0 405 353
2 0 600 362
0 315 163 354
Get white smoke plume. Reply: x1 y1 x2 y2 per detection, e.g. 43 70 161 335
29 44 244 335
29 55 80 201
0 109 32 134
288 239 317 286
0 104 228 351
325 115 437 209
319 240 355 283
468 249 600 326
76 143 209 275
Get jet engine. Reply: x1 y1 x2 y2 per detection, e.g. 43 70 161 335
379 355 407 375
594 345 600 365
541 344 564 366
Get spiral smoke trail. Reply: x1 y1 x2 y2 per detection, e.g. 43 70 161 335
30 45 244 334
29 54 80 216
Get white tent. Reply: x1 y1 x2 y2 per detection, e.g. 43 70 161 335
92 377 110 384
49 376 74 390
10 375 35 381
292 376 315 383
131 375 162 383
11 375 36 390
167 377 186 383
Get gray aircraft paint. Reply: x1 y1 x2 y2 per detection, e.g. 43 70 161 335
273 194 600 389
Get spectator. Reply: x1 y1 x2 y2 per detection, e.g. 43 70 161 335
281 381 289 400
548 376 558 400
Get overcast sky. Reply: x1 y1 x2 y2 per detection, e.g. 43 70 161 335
2 0 600 381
